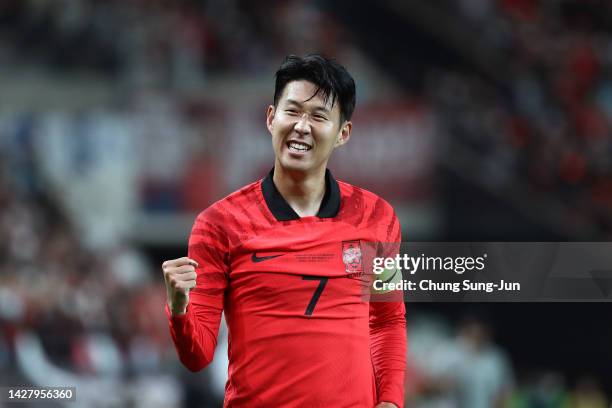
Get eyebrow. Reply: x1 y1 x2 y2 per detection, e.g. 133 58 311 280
285 99 331 113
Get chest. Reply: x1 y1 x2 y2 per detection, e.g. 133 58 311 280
225 222 378 318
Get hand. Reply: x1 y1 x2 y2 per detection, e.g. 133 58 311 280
375 403 398 408
162 257 199 315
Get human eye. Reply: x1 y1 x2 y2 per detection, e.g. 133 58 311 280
313 114 327 121
285 109 298 115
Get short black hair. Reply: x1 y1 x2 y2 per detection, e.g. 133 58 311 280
273 54 356 124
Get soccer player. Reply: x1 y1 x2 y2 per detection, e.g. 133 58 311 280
162 55 406 407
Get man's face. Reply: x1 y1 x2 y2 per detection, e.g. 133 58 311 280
266 80 351 175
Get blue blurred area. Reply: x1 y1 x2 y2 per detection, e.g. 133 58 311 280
1 0 612 406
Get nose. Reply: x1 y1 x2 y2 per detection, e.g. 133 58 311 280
294 113 311 135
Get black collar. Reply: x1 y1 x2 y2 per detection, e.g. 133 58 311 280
261 168 341 221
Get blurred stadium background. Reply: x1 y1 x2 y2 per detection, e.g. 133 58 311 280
1 0 612 407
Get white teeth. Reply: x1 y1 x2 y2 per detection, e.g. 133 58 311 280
288 141 311 152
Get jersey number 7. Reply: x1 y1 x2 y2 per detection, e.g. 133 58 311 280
302 276 328 316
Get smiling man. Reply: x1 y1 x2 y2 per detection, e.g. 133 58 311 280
162 55 406 407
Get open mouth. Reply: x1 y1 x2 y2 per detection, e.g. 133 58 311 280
287 141 312 153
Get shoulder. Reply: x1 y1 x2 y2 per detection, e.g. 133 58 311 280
194 179 262 227
337 179 397 220
337 179 401 241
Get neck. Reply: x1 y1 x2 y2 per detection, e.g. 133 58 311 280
272 163 326 217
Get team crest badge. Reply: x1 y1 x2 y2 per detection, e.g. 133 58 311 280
342 240 363 274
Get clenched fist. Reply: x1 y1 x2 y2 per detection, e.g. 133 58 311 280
162 257 199 315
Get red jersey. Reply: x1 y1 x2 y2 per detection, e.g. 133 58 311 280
166 169 406 407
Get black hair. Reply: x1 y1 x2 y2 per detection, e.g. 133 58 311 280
273 54 356 124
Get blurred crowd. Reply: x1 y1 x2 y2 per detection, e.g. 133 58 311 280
3 0 610 234
0 0 345 83
428 0 612 234
407 314 609 408
1 0 612 407
0 140 193 406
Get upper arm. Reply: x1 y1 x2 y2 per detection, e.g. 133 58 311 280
188 211 230 306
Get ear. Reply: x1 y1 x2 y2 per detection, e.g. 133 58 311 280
266 105 276 134
334 121 352 148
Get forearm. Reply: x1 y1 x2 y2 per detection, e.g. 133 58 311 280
370 301 407 408
165 298 222 372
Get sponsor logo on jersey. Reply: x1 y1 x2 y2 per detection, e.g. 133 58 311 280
251 253 284 263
